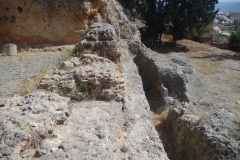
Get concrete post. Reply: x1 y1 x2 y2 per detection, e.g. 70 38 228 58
4 44 17 56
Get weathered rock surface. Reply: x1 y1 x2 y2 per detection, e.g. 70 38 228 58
197 109 240 159
106 0 140 40
1 0 240 159
0 1 169 159
0 92 70 159
121 57 169 160
155 107 240 160
131 40 189 109
77 23 121 62
0 0 110 45
0 76 168 160
38 54 125 101
127 39 240 159
0 0 139 45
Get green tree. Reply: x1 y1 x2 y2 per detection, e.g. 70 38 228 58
193 0 218 33
230 30 240 51
165 0 218 43
156 0 168 42
117 0 218 44
142 0 160 41
139 0 168 45
218 17 226 24
117 0 142 14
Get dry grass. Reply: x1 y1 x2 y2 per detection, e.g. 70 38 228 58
18 54 31 61
21 125 43 151
179 39 203 45
152 109 169 126
58 86 98 101
196 111 210 125
151 109 170 136
159 34 214 56
18 55 50 96
18 45 62 54
58 88 83 101
234 111 240 120
178 39 213 56
161 34 173 42
17 47 76 96
18 47 33 55
18 75 43 96
193 59 221 75
57 47 77 66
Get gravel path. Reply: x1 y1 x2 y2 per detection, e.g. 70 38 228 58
0 51 67 98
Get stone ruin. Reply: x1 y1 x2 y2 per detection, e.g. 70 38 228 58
38 54 125 101
76 23 121 62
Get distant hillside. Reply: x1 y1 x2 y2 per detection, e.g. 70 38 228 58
215 2 240 12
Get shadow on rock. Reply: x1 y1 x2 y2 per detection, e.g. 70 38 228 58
144 41 190 54
190 53 240 61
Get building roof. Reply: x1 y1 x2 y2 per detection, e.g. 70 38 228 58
215 24 224 31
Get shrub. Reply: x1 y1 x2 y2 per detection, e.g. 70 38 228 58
229 30 240 51
66 47 78 57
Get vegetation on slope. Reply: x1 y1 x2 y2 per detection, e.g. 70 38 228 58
117 0 218 43
230 30 240 51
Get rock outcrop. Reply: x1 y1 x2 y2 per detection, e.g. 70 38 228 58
131 41 189 108
1 0 240 159
0 0 171 159
0 92 71 159
0 0 108 45
127 39 240 159
77 23 121 62
0 0 139 45
0 86 169 159
38 54 125 101
157 108 240 160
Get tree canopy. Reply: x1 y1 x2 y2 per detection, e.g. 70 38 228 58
117 0 218 43
218 17 226 24
230 30 240 51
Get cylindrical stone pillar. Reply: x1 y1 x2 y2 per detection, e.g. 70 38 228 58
4 44 17 56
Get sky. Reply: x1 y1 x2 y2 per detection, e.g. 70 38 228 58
218 0 240 2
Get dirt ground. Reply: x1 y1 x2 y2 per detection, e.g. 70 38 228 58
0 45 74 98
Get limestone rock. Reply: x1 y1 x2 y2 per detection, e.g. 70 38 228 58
106 0 140 40
0 91 70 159
125 39 240 159
55 112 68 125
0 0 140 45
38 54 125 101
0 147 14 156
36 142 52 157
0 99 5 107
77 23 121 62
45 151 64 160
121 58 169 160
58 141 74 152
0 0 109 45
197 109 240 159
20 149 35 158
131 40 190 104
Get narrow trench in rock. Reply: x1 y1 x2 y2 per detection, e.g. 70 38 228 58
129 41 226 160
133 56 181 160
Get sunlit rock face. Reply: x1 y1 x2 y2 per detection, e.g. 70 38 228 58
0 0 109 45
